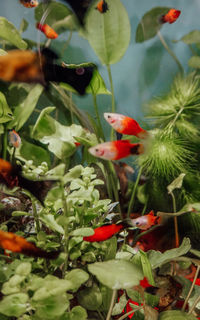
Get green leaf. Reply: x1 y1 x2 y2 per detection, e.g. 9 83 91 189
16 139 51 167
0 49 7 56
148 238 191 269
0 92 13 124
40 214 64 234
32 107 86 160
63 165 83 184
61 64 111 95
2 275 25 295
135 7 170 42
19 19 29 34
188 56 200 69
0 293 28 317
12 211 31 217
190 248 200 258
84 0 131 65
104 236 117 260
140 251 155 286
65 306 88 320
179 30 200 44
70 228 94 237
175 276 200 310
0 17 27 49
158 310 197 320
35 2 73 34
112 293 127 316
127 288 159 308
65 269 89 292
32 294 69 319
88 259 143 289
167 173 186 194
77 283 102 311
7 84 43 130
16 262 31 276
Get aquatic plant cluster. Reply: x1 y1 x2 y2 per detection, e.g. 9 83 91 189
0 1 199 319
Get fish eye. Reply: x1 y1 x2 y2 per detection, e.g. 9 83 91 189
107 115 111 118
95 148 99 152
135 222 140 225
76 68 85 75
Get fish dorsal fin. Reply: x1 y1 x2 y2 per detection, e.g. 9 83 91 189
149 210 154 216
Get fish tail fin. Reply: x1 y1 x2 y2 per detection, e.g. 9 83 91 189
137 129 149 139
130 143 144 155
22 247 60 259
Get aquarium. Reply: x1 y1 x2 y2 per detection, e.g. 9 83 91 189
0 0 199 319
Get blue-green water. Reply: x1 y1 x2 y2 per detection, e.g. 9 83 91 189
1 0 199 131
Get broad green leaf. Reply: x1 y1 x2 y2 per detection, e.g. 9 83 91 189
88 259 143 289
60 63 111 95
70 228 94 237
127 288 159 308
167 173 186 194
65 269 89 292
135 7 170 42
7 84 43 130
148 238 191 269
16 139 51 167
81 251 96 262
0 92 13 124
0 293 28 317
140 251 155 286
158 310 197 320
64 306 88 320
0 17 27 49
2 275 25 295
40 214 64 234
104 236 117 260
16 262 31 276
63 165 83 184
35 2 73 34
84 0 131 65
179 30 200 44
112 293 127 316
32 107 87 160
77 283 102 311
32 294 69 319
188 56 200 69
190 248 200 258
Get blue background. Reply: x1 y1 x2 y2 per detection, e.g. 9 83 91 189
1 0 199 136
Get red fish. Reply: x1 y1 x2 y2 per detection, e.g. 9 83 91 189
36 23 58 39
131 210 161 230
8 130 21 148
89 140 144 160
96 0 109 13
83 224 124 242
161 9 181 24
104 113 148 139
0 230 59 259
19 0 38 8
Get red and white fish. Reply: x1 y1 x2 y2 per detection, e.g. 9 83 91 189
8 130 21 148
131 210 161 230
83 224 124 242
19 0 38 8
89 140 144 160
0 229 59 259
161 9 181 24
96 0 109 13
104 113 148 139
36 23 58 39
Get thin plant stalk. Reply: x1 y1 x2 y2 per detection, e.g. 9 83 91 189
106 289 117 320
32 199 40 234
106 64 116 140
127 167 143 216
92 92 105 140
157 30 184 74
171 192 179 248
3 128 7 160
61 182 69 278
188 294 200 315
107 161 122 216
118 306 143 320
182 265 200 312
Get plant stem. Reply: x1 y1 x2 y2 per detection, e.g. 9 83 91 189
127 167 142 216
188 294 200 315
182 265 200 312
118 306 143 320
92 92 105 140
32 199 40 234
168 107 184 130
106 64 116 140
61 182 69 278
107 161 122 216
3 128 7 160
106 289 117 320
157 30 184 74
171 192 179 248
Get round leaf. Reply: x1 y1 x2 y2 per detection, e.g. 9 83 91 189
0 293 28 317
77 284 102 311
88 260 143 289
158 310 197 320
85 0 130 65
